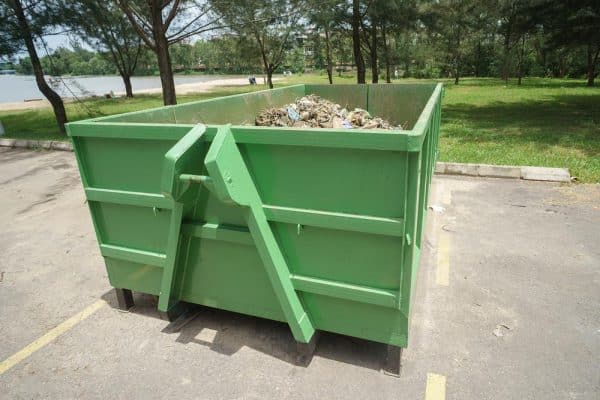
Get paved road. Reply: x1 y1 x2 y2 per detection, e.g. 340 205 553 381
1 148 599 399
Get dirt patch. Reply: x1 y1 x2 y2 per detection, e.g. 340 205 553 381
545 184 600 209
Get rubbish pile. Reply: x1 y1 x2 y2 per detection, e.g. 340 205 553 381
255 94 402 130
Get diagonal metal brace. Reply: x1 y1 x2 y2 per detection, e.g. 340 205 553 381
204 125 316 343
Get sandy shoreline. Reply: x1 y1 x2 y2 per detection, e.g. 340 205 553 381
0 76 279 112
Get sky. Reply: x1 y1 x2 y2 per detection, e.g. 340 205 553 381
43 33 72 51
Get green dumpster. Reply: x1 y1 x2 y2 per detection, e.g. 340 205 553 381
67 83 442 371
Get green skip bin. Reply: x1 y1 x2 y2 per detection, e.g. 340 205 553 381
67 83 442 374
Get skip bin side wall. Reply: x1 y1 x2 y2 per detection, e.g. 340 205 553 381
67 83 442 348
67 124 185 296
67 122 288 323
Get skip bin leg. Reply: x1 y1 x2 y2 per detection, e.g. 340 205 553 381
296 331 320 366
383 345 403 377
115 288 134 310
157 301 186 322
158 301 194 323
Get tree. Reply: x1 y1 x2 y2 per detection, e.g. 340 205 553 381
170 42 196 71
211 0 304 89
422 0 481 84
306 0 340 84
351 0 367 83
497 0 533 84
360 4 380 83
1 0 67 134
61 1 142 98
116 0 222 104
0 3 21 57
359 1 416 84
193 36 262 73
533 0 600 86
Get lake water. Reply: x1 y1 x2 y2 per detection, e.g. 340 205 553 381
0 74 236 103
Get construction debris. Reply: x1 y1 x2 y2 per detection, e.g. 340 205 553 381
255 94 402 130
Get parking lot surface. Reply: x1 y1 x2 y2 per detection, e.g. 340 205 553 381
1 148 598 399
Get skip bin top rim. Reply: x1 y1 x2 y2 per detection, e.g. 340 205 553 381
66 83 443 152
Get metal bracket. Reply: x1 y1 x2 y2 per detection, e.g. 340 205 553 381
157 124 206 313
204 125 316 343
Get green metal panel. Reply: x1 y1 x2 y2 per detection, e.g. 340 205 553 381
368 83 437 129
105 258 163 295
172 85 305 125
305 84 368 110
179 235 286 321
66 83 442 348
95 106 177 124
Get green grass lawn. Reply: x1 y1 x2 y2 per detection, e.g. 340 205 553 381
440 78 600 183
0 85 266 140
1 74 599 182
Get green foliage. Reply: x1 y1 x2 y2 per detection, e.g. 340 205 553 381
32 45 115 76
168 37 263 74
284 47 306 73
0 0 50 58
209 0 306 86
170 43 196 71
60 0 143 83
6 0 597 86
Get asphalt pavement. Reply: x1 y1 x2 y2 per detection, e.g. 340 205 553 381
1 148 598 399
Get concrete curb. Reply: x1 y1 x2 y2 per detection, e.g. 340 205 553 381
0 138 73 152
0 139 571 183
435 161 571 183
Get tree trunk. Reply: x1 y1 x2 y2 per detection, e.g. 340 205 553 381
586 43 598 87
502 19 512 84
558 51 567 77
266 65 274 89
381 22 392 83
151 2 176 105
324 28 333 85
256 34 274 89
370 22 378 83
121 73 134 97
381 23 391 83
352 0 366 84
454 30 460 85
474 40 481 77
10 0 67 134
517 35 525 86
155 41 176 104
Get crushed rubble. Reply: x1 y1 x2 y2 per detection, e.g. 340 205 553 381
254 94 402 130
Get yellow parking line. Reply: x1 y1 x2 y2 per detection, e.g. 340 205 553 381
443 188 452 205
0 299 106 375
425 373 447 400
436 232 450 286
